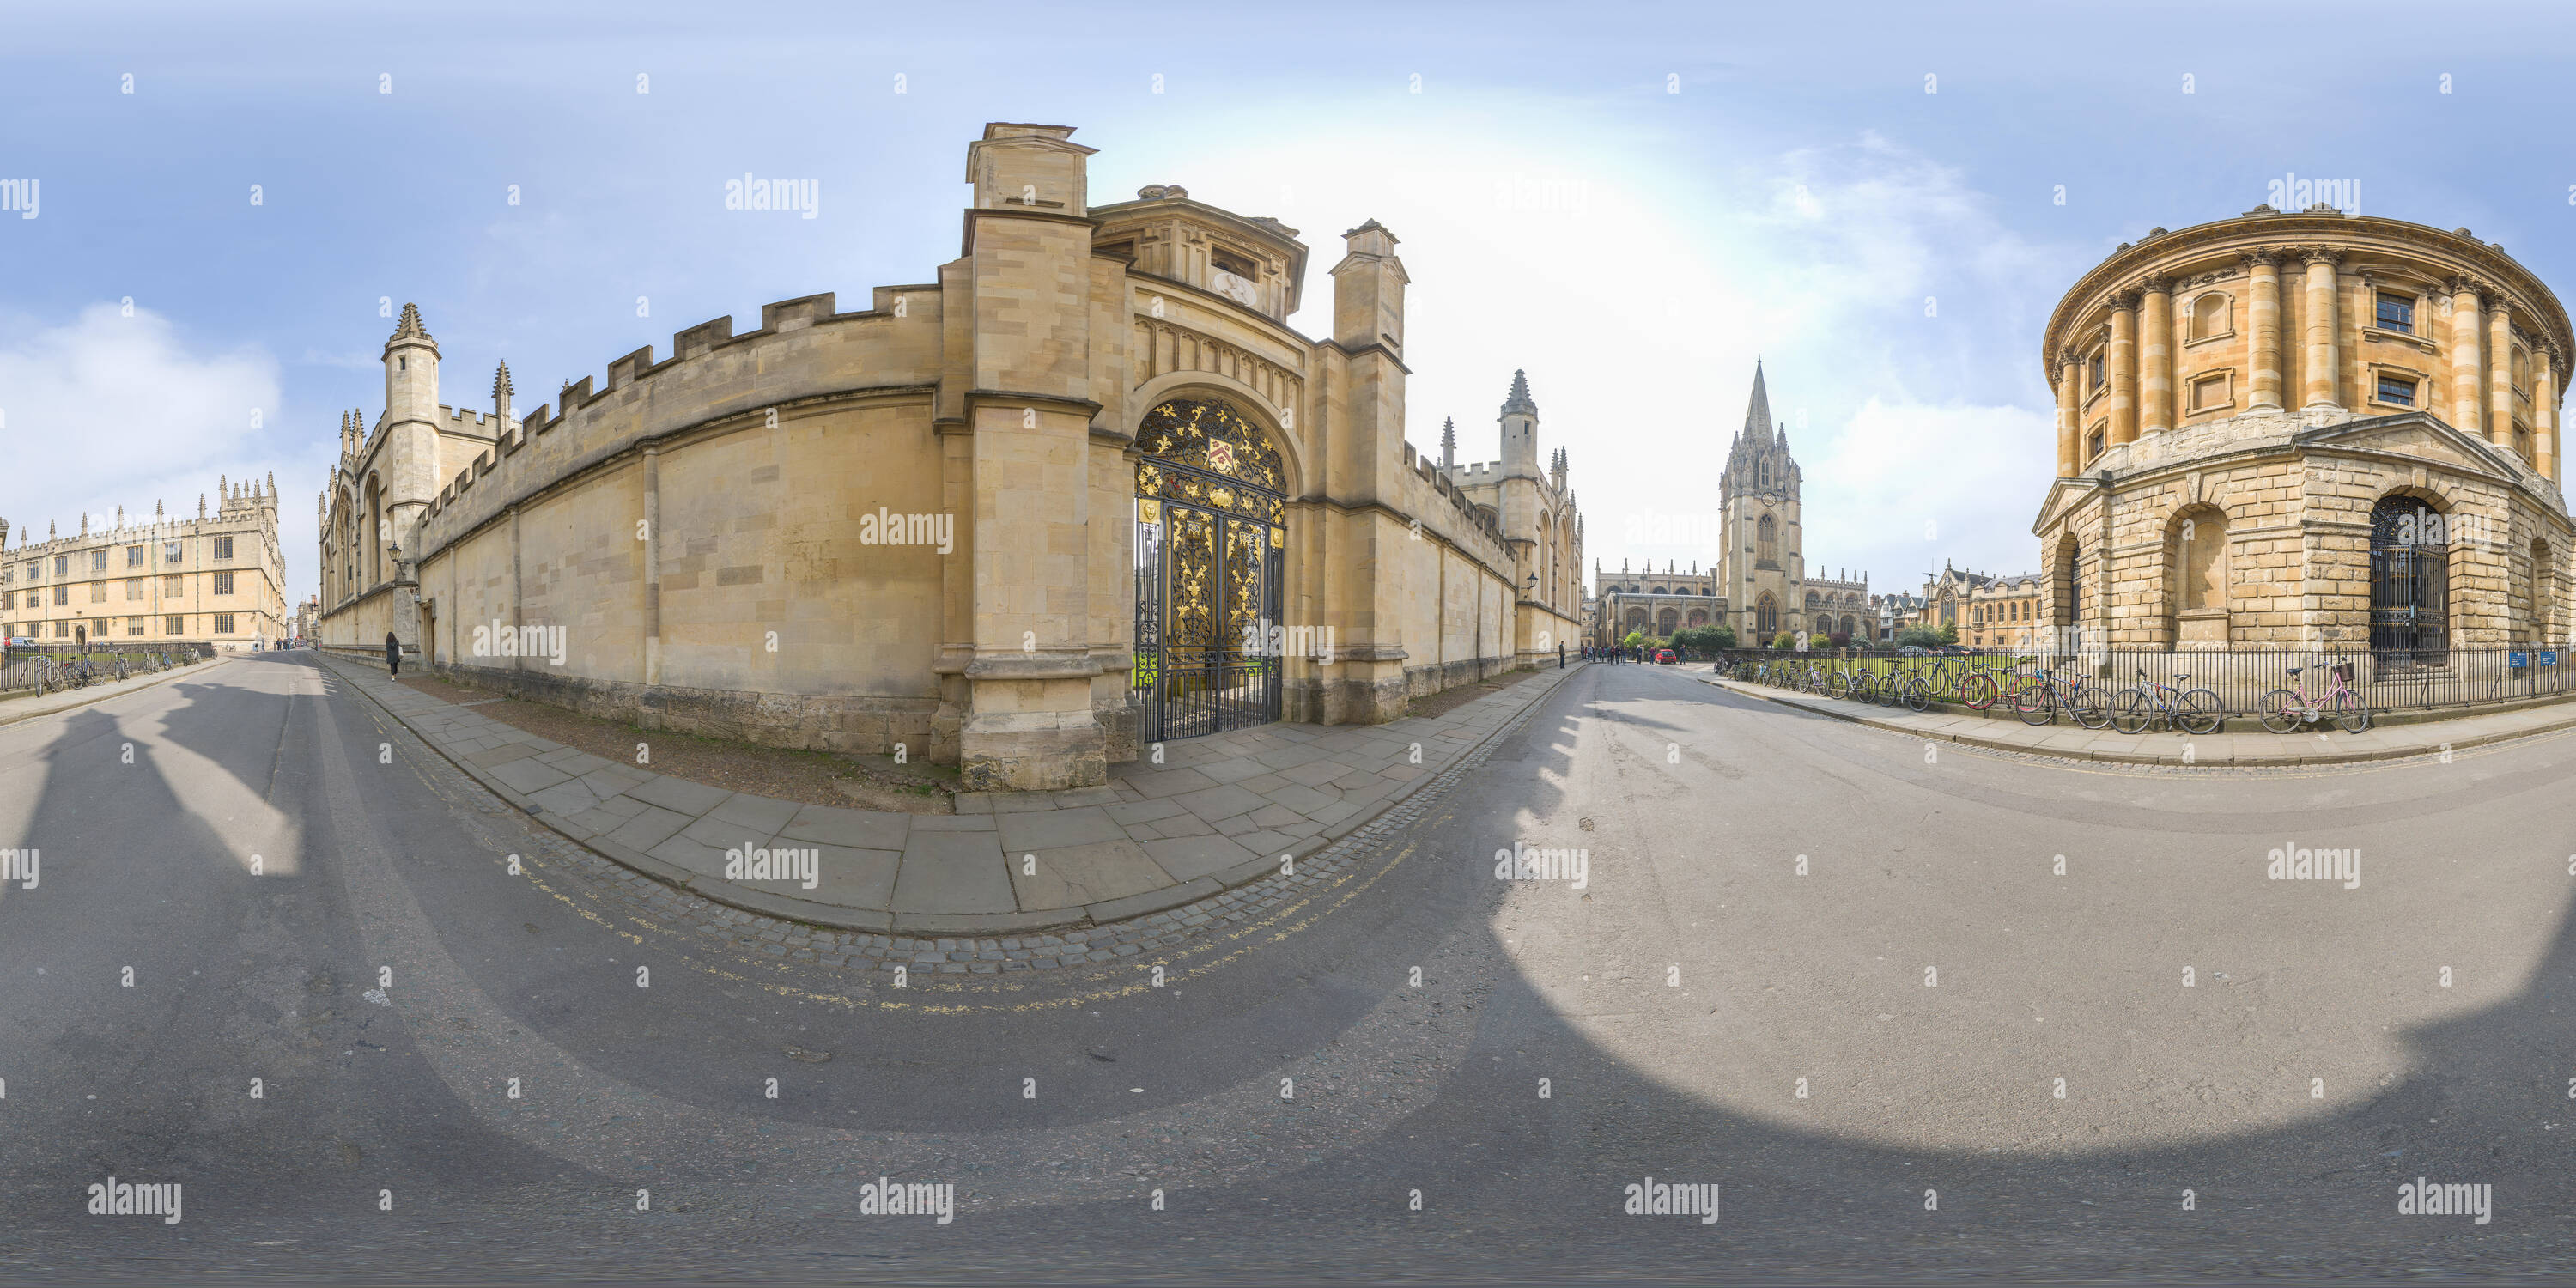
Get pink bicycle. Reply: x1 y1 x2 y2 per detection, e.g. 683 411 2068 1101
2257 659 2370 734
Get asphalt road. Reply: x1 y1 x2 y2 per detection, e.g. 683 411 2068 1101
3 653 2573 1281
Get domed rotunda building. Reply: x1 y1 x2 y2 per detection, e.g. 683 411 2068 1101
2033 206 2572 659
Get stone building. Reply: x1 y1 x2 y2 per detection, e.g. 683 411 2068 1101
1434 379 1587 661
2033 208 2572 655
1716 362 1868 642
314 122 1585 790
1591 560 1722 644
0 483 288 648
1917 563 2044 651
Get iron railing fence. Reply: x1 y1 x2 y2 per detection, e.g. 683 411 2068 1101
1714 645 2571 720
0 643 210 693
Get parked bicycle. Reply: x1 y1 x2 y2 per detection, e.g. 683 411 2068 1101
2257 659 2370 734
2014 666 2112 729
2111 665 2223 735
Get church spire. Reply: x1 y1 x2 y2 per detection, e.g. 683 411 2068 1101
1500 368 1537 419
1743 359 1774 442
1440 416 1456 470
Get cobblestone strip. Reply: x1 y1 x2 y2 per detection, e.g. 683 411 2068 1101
364 660 1582 979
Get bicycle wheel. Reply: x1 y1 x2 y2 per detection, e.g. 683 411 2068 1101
2071 686 2112 730
2014 683 2056 726
2333 690 2371 734
2176 688 2223 736
1826 669 1850 699
2112 689 2152 734
2257 689 2300 735
1958 671 1999 710
1902 677 1930 713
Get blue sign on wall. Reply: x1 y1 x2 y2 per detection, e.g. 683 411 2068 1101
2511 651 2528 668
2543 651 2561 666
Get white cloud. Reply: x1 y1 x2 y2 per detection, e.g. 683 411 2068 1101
0 303 319 606
1806 397 2057 588
1102 105 2081 593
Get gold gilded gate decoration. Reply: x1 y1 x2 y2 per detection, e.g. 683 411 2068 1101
1133 398 1286 741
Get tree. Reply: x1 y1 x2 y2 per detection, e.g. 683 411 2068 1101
1936 622 1960 646
1894 625 1941 650
1770 629 1797 650
1621 629 1649 649
1670 624 1737 659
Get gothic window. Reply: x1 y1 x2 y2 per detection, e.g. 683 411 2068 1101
1755 594 1777 638
1756 514 1778 566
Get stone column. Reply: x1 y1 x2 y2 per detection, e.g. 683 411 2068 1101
2139 277 2174 435
2054 351 2080 476
2246 250 2283 410
2490 301 2517 453
2449 278 2486 437
2108 292 2140 445
2300 247 2342 409
2539 344 2561 482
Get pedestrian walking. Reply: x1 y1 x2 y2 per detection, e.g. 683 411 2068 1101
385 630 402 677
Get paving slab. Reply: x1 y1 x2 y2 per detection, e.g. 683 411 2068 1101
628 774 732 817
1008 838 1175 908
778 804 911 851
525 778 601 818
996 805 1126 853
1145 834 1260 882
489 756 574 794
891 832 1016 914
708 792 803 835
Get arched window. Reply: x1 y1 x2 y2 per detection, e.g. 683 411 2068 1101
1656 608 1680 636
2513 349 2530 393
1755 593 1777 638
2190 293 2229 341
1804 591 1820 611
1756 514 1778 566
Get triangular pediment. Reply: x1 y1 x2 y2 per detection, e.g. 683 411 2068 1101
2031 473 2106 534
2293 410 2528 482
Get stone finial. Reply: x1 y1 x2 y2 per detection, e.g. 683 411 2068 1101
198 495 206 518
1440 416 1456 468
1500 369 1537 419
493 360 514 411
266 471 276 497
392 301 429 340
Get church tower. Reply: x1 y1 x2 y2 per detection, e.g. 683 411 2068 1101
1718 361 1802 642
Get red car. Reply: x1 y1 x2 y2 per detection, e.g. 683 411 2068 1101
1655 648 1678 665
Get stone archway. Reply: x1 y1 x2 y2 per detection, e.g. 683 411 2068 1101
2370 493 2448 665
1132 398 1288 741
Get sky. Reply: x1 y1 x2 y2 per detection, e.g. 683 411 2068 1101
9 0 2576 609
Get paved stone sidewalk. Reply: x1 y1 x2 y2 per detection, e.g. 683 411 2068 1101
1690 665 2576 765
315 651 1584 934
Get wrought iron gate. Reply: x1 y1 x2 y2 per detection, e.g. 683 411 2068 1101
2370 495 2449 667
1132 399 1286 743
